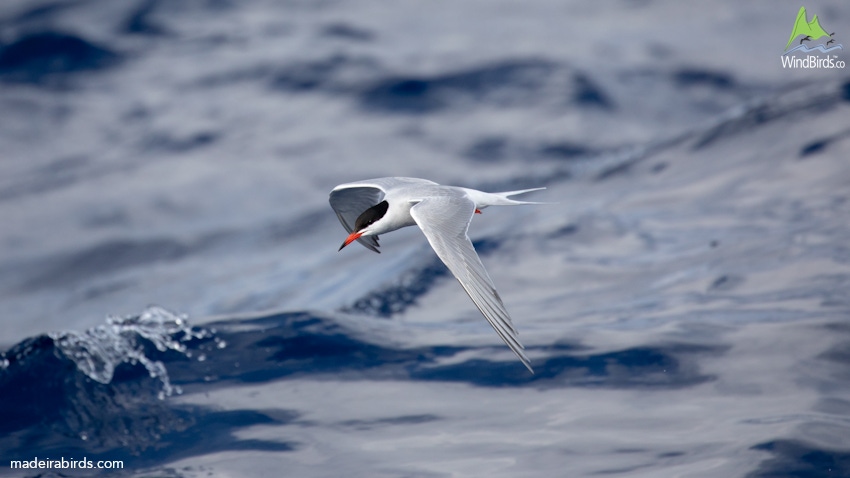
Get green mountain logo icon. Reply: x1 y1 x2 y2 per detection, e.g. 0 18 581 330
785 6 833 50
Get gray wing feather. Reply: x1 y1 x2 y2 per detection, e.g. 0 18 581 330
329 186 383 252
410 196 533 373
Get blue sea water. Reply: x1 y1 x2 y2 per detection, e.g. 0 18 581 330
1 1 850 476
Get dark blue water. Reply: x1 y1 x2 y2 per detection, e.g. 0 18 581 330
3 305 850 476
2 0 850 476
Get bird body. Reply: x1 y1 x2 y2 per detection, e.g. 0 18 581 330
329 177 545 372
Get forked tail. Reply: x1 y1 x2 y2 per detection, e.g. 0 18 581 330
463 186 549 208
495 187 547 204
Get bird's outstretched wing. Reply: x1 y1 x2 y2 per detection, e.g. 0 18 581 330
329 178 439 253
410 195 532 372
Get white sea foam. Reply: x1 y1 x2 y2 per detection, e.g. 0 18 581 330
48 306 213 399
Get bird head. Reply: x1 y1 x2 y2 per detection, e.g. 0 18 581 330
338 200 389 251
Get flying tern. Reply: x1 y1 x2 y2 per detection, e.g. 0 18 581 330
329 177 545 372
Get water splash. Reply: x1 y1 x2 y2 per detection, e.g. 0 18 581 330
48 305 213 399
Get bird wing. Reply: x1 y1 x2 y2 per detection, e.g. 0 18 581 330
410 195 532 372
329 184 384 252
329 178 439 253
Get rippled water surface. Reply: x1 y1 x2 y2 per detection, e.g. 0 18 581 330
1 1 850 476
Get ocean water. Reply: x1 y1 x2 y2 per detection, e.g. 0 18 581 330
1 1 850 476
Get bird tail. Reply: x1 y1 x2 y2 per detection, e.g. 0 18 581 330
464 187 550 208
495 187 547 204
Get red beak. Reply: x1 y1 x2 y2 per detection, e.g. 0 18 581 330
338 231 363 251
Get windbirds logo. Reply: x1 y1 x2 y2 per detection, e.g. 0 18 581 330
783 6 842 55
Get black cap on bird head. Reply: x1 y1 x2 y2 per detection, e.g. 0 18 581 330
338 200 389 251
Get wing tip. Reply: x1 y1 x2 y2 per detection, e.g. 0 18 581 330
514 347 534 374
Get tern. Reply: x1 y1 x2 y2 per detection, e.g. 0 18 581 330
330 177 545 372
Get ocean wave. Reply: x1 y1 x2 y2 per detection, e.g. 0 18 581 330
0 307 296 459
47 305 216 398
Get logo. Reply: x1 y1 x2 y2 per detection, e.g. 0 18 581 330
781 6 845 69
